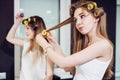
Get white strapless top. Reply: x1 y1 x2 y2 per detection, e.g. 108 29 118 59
73 58 111 80
20 41 46 80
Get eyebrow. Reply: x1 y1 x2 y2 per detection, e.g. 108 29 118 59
74 12 84 19
79 12 84 16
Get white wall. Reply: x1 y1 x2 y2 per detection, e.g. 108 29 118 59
60 0 71 56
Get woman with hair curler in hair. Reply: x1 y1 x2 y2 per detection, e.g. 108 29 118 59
6 12 54 80
36 0 114 80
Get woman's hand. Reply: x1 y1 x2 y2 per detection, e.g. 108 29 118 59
15 12 23 25
46 32 59 46
64 67 76 76
36 32 64 55
46 32 64 55
36 33 50 48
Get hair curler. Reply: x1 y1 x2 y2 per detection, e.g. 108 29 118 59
19 9 24 17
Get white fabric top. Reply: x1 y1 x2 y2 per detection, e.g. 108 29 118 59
73 58 111 80
20 41 46 80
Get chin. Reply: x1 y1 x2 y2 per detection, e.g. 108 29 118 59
80 31 87 35
27 37 33 40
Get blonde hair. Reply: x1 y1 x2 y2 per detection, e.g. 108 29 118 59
22 16 46 63
70 1 113 79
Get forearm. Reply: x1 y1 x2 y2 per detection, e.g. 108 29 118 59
48 39 65 57
45 46 67 68
46 56 54 80
45 76 53 80
53 44 65 56
6 23 19 42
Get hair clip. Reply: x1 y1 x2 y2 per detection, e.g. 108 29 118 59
70 6 76 17
28 18 31 22
33 18 36 22
87 2 97 10
42 30 49 36
93 2 97 8
19 9 24 17
94 11 100 17
94 8 104 18
23 20 28 25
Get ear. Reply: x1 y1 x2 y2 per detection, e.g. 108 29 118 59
94 17 99 23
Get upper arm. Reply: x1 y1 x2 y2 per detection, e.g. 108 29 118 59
63 40 112 67
46 56 54 79
6 37 24 46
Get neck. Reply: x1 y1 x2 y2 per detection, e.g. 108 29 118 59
87 22 99 45
87 33 104 46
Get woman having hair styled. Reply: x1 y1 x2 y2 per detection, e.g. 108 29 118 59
6 13 54 80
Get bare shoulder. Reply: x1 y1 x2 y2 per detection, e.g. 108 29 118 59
98 39 113 51
96 39 113 59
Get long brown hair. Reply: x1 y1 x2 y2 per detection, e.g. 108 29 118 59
22 16 46 60
70 1 113 79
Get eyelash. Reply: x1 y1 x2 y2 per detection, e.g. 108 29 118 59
80 14 85 19
73 14 86 22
